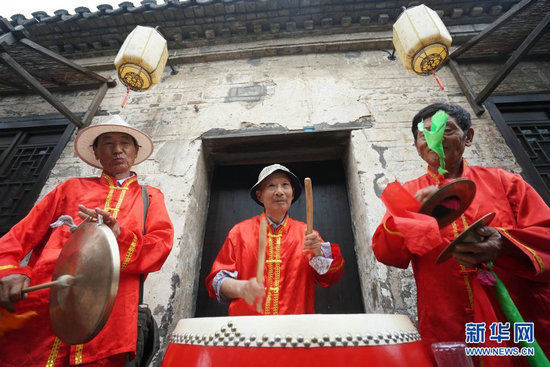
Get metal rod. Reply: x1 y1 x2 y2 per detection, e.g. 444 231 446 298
475 14 550 105
155 26 178 75
0 51 84 128
447 59 485 116
19 38 115 85
450 0 536 59
82 81 110 127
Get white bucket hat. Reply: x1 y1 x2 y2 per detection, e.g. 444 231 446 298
250 164 302 206
74 115 153 169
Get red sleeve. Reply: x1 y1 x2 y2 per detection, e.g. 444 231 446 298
493 171 550 282
314 243 344 287
0 184 63 280
116 187 174 274
205 233 237 300
373 179 442 263
372 213 413 269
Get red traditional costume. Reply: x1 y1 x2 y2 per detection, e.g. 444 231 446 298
0 172 173 366
372 160 550 367
206 213 344 315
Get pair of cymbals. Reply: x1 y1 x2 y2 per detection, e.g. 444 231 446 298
416 179 495 264
418 178 476 229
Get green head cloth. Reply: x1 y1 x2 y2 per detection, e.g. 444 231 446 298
417 110 449 175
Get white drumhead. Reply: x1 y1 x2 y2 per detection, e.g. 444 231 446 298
170 314 420 348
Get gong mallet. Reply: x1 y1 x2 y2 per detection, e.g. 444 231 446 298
304 178 315 259
256 217 267 313
21 275 76 294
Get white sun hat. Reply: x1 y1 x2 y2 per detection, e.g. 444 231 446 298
74 115 153 169
250 164 302 206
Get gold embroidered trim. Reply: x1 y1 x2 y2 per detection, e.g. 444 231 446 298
273 232 282 315
461 214 469 230
102 174 116 213
121 233 138 270
383 220 403 237
45 337 61 367
101 174 137 220
262 215 287 315
497 228 545 275
453 220 475 309
264 230 283 315
452 221 459 237
75 344 83 364
0 265 17 271
101 174 138 271
328 260 344 273
426 168 441 186
264 233 274 314
111 177 136 219
459 264 475 309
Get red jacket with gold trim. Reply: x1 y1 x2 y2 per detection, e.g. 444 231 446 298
206 213 344 315
0 172 173 365
372 162 550 367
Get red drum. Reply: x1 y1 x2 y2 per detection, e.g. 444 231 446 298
162 314 434 366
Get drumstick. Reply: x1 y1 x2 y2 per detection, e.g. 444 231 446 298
21 275 76 294
304 178 315 260
305 178 313 234
256 217 267 313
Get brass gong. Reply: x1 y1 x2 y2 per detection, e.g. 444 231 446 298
49 218 120 345
418 178 476 228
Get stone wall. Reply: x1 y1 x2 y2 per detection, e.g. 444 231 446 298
1 50 548 361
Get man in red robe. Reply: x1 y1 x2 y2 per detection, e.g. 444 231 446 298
0 115 174 366
206 164 344 315
372 103 550 367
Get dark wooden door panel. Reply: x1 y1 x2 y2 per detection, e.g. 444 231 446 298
0 116 74 235
487 95 550 204
195 160 364 317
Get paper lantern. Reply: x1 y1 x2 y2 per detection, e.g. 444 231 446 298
393 5 452 75
114 26 168 91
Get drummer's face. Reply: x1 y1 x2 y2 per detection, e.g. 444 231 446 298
93 132 139 176
415 115 473 171
257 173 294 215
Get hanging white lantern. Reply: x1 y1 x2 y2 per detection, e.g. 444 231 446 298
114 25 168 91
392 4 452 75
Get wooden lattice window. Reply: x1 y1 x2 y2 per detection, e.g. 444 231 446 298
0 116 74 235
486 94 550 204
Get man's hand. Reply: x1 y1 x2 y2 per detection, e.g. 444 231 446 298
452 226 502 268
78 204 120 238
0 274 30 313
415 186 439 205
303 230 323 257
239 278 265 305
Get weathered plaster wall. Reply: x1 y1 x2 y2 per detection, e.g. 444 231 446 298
1 50 548 359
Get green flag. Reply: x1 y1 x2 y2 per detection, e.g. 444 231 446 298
418 110 449 175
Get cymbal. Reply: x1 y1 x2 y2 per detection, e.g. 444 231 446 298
435 212 496 264
418 178 476 228
49 219 120 345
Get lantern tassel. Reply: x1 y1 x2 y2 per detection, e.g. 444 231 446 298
432 70 444 91
121 86 131 108
432 70 445 91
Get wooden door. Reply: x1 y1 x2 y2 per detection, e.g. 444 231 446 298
0 116 74 235
195 160 364 316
